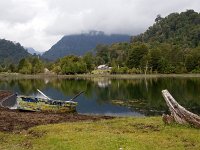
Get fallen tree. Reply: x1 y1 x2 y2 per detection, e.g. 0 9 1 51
162 89 200 128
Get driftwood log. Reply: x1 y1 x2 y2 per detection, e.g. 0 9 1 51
162 89 200 128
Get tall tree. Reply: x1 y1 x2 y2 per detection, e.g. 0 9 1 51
18 58 32 74
126 44 148 69
31 57 44 74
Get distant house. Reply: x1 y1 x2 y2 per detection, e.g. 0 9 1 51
44 68 50 73
97 65 110 70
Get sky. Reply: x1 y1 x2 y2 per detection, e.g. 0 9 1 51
0 0 199 52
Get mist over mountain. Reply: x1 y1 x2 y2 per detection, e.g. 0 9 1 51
42 31 130 61
25 47 43 55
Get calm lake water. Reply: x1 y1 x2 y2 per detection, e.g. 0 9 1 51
0 77 200 116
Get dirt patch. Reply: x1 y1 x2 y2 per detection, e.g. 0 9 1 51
182 138 196 149
0 91 13 100
133 123 161 132
20 140 33 149
0 91 113 132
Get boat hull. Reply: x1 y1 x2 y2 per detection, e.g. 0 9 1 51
17 96 77 113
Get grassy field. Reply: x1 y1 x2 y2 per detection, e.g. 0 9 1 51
0 117 199 150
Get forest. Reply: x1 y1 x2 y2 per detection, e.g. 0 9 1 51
0 10 200 74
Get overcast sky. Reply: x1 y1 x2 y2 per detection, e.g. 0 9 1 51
0 0 199 52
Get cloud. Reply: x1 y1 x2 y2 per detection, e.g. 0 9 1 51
0 0 199 51
0 0 40 23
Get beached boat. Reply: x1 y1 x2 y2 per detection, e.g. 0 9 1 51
17 89 83 113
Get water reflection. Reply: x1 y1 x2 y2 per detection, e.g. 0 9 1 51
0 77 200 116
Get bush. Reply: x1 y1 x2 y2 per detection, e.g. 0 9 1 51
127 68 141 74
191 67 200 73
111 67 128 74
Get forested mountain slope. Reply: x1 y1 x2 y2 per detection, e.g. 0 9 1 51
94 10 200 74
131 9 200 48
0 39 30 64
43 31 130 61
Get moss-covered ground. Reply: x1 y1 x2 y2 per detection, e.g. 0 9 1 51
0 117 199 150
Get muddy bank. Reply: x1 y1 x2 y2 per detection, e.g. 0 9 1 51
0 91 12 100
0 91 113 132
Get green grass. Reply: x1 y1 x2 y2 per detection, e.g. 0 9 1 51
0 117 200 150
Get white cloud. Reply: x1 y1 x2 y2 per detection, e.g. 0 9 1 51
0 0 199 52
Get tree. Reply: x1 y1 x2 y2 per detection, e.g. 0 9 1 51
8 64 16 72
155 14 163 22
126 44 148 69
131 10 200 48
54 55 88 75
18 58 32 74
83 52 95 72
0 65 3 72
185 48 200 72
149 48 161 71
31 57 44 74
52 65 61 75
95 45 109 64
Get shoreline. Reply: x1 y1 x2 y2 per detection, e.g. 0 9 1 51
1 73 200 80
1 90 200 149
0 91 113 132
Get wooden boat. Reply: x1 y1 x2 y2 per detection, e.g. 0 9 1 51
162 89 200 128
17 89 83 113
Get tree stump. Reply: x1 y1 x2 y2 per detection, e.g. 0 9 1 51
162 89 200 128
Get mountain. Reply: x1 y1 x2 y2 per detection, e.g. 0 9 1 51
25 47 43 55
0 39 30 64
131 9 200 48
43 31 130 60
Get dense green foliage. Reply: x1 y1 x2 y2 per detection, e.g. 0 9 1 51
18 57 44 74
0 39 46 74
52 56 87 74
52 53 95 74
131 10 200 48
94 10 200 74
0 56 44 74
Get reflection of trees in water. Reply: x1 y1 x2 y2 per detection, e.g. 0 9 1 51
0 79 46 95
0 77 200 114
165 78 200 114
94 78 200 114
95 79 146 101
49 79 94 98
17 79 46 94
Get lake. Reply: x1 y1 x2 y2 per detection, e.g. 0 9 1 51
0 77 200 116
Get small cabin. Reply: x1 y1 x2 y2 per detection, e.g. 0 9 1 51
97 65 110 70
